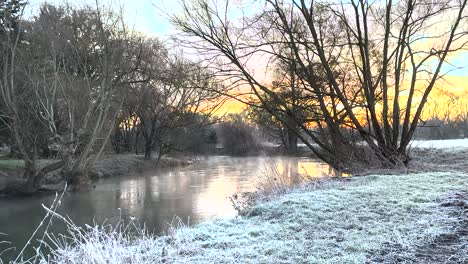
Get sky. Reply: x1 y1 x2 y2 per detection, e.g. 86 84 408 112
27 0 178 37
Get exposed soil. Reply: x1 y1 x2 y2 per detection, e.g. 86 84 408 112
0 169 26 195
413 191 468 264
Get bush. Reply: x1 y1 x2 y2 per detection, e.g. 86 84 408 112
218 115 260 156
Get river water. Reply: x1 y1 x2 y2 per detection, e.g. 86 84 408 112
0 156 335 260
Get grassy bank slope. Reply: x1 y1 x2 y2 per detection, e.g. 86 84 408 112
14 172 468 263
1 155 195 193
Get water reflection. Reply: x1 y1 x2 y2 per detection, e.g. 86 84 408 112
0 156 337 259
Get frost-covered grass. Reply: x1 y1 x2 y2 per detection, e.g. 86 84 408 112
3 172 467 263
0 159 25 170
0 160 55 171
90 154 144 179
411 138 468 149
1 154 191 180
85 154 193 179
410 147 468 174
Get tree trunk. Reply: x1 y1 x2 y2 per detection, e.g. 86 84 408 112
19 153 42 194
20 159 65 194
144 142 152 160
156 149 163 165
22 167 40 194
135 131 140 155
65 169 91 191
285 128 298 155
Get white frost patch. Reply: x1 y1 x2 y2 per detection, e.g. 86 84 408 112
410 138 468 149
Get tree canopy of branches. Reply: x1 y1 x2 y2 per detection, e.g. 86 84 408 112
173 0 468 171
120 39 224 160
248 60 313 154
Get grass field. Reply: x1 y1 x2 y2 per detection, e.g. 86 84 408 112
0 159 25 170
0 159 60 172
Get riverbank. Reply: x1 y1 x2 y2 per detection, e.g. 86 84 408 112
14 171 467 263
0 154 196 195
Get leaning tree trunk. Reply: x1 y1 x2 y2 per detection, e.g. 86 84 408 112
156 149 164 165
284 128 298 155
22 161 40 194
144 141 153 160
61 159 91 192
134 130 140 155
68 170 91 192
23 160 66 194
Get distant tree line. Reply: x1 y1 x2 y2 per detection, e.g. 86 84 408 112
416 91 468 139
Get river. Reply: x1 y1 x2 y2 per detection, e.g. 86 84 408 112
0 155 336 260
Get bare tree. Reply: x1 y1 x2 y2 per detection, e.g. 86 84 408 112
0 0 53 193
172 0 468 171
123 43 223 161
26 3 146 190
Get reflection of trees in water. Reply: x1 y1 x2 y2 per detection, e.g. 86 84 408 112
113 170 196 234
273 158 345 184
275 159 300 185
117 177 147 217
106 166 234 234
